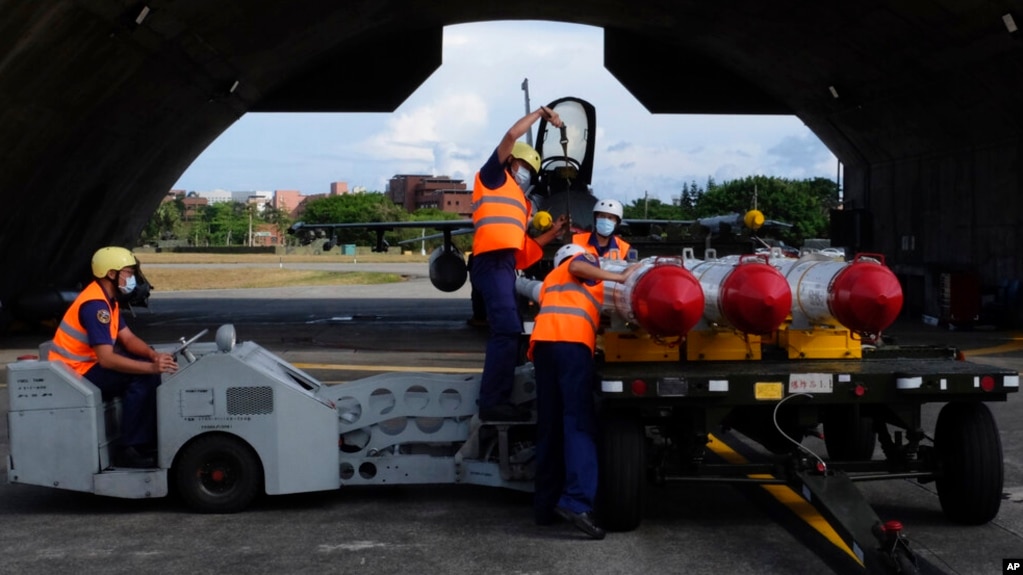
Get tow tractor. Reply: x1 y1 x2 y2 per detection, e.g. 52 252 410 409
6 252 1019 574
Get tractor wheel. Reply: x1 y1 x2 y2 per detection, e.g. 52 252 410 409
174 434 263 513
597 412 645 531
934 402 1003 524
822 408 876 461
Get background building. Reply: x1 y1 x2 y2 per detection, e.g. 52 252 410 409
387 175 470 217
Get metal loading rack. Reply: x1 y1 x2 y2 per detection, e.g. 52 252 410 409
593 345 1018 574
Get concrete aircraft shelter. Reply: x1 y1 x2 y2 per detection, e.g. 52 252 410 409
1 1 1022 328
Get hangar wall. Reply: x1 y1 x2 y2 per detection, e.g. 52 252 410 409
843 138 1023 323
3 0 1023 331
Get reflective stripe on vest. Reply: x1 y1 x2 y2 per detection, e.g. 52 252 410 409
530 262 603 351
472 171 529 254
48 281 119 375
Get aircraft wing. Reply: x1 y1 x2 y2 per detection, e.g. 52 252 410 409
289 220 473 232
621 218 696 227
616 218 692 240
397 227 475 245
289 220 473 252
288 219 477 292
620 210 792 238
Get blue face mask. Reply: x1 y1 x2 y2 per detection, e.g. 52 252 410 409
595 218 616 237
512 165 532 191
119 274 137 295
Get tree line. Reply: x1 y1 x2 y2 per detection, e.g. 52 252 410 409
139 195 292 247
621 175 839 245
140 175 839 250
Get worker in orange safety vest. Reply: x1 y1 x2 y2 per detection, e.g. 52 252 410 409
529 243 638 540
572 198 633 261
49 246 178 468
471 106 568 422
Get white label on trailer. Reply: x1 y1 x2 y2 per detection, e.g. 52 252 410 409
941 378 947 390
708 380 729 392
788 373 832 393
837 374 851 383
897 376 922 390
602 380 624 393
974 376 980 388
1006 375 1020 388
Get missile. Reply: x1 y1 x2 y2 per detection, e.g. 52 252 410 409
517 257 704 338
603 258 705 337
771 253 903 333
685 255 793 335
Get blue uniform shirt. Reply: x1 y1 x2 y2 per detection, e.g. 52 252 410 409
568 253 601 287
79 297 125 347
479 149 506 190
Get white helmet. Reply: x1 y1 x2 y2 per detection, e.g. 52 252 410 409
593 198 624 221
554 243 586 267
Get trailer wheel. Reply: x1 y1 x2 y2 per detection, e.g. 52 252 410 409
597 413 645 532
934 402 1003 525
822 408 876 461
174 434 263 513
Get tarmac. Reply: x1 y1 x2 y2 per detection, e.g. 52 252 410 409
1 262 1021 574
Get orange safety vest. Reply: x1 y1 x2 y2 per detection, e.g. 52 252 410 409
572 231 632 260
49 281 119 375
528 256 604 358
471 171 543 269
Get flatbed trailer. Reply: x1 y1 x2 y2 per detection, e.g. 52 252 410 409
594 344 1018 573
5 326 1017 574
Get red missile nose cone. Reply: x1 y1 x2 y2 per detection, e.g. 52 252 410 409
720 262 793 334
631 264 705 337
830 261 904 333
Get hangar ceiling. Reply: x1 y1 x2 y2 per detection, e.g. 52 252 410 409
1 0 1022 326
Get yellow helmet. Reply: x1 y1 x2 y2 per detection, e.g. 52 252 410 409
91 246 137 278
510 141 541 174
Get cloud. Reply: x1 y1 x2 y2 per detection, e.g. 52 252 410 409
765 133 837 177
174 21 837 201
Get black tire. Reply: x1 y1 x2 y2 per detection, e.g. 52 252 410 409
934 402 1003 524
823 408 876 461
597 412 645 531
174 434 263 513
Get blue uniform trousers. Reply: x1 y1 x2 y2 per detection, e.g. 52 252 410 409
533 341 599 517
471 249 522 409
84 352 160 447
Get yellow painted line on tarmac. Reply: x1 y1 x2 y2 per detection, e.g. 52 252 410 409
706 433 862 566
293 362 481 374
959 333 1023 357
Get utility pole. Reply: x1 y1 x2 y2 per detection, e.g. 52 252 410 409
521 78 533 147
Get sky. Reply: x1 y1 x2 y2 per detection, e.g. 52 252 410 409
173 21 838 207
